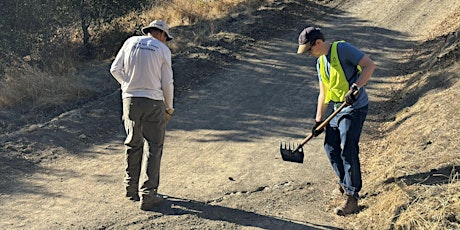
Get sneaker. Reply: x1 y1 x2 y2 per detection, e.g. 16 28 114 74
334 195 359 216
140 194 164 211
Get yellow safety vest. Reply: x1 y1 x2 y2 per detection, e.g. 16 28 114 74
319 41 361 103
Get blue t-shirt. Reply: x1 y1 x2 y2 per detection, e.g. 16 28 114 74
316 42 368 109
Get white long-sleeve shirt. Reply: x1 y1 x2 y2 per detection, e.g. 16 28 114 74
110 35 174 110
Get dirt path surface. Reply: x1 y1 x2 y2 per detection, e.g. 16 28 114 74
1 0 459 229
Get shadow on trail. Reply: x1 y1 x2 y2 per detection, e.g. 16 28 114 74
145 196 339 230
165 0 414 144
0 1 415 191
0 154 42 199
383 165 460 186
0 0 419 199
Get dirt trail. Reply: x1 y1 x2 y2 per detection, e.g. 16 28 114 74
1 0 459 229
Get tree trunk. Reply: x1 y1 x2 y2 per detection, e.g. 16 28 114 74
80 0 92 57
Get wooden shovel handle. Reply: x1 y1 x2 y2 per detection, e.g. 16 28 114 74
294 89 358 151
316 102 348 131
297 102 348 149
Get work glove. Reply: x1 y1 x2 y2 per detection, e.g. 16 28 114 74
345 83 360 105
165 109 174 123
312 120 324 137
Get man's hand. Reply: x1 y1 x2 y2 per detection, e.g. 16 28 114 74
165 109 174 123
312 120 324 137
345 83 360 105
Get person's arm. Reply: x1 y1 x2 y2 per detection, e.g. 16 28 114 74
354 55 375 88
161 49 174 111
315 81 328 122
311 80 328 136
110 42 127 85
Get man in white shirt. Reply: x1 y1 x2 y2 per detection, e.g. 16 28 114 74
110 20 174 211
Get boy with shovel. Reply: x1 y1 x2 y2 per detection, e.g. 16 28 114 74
297 27 376 215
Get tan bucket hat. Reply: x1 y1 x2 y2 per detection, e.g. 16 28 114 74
142 20 174 41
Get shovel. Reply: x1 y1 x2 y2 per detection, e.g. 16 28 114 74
280 102 348 163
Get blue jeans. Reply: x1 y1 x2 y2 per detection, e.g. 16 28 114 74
324 104 368 198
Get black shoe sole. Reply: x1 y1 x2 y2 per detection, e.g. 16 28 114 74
128 195 140 201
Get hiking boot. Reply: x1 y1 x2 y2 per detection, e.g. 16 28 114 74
334 195 359 216
140 193 164 211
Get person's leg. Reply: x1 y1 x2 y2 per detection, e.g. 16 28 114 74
325 114 346 185
334 105 368 215
338 105 368 198
122 97 144 201
138 99 166 209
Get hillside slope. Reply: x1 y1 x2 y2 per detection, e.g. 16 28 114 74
357 27 460 229
332 1 460 229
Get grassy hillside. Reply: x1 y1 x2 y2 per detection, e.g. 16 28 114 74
355 26 460 229
0 0 258 103
0 0 458 229
0 0 265 123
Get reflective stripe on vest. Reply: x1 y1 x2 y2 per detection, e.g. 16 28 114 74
319 41 361 103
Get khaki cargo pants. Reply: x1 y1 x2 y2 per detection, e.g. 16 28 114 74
122 97 166 196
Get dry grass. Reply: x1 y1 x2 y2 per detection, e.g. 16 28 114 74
353 180 459 230
149 0 242 26
0 0 264 111
353 27 460 230
0 58 92 110
396 183 460 229
99 0 264 53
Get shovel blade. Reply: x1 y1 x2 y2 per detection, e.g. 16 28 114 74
280 143 304 163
